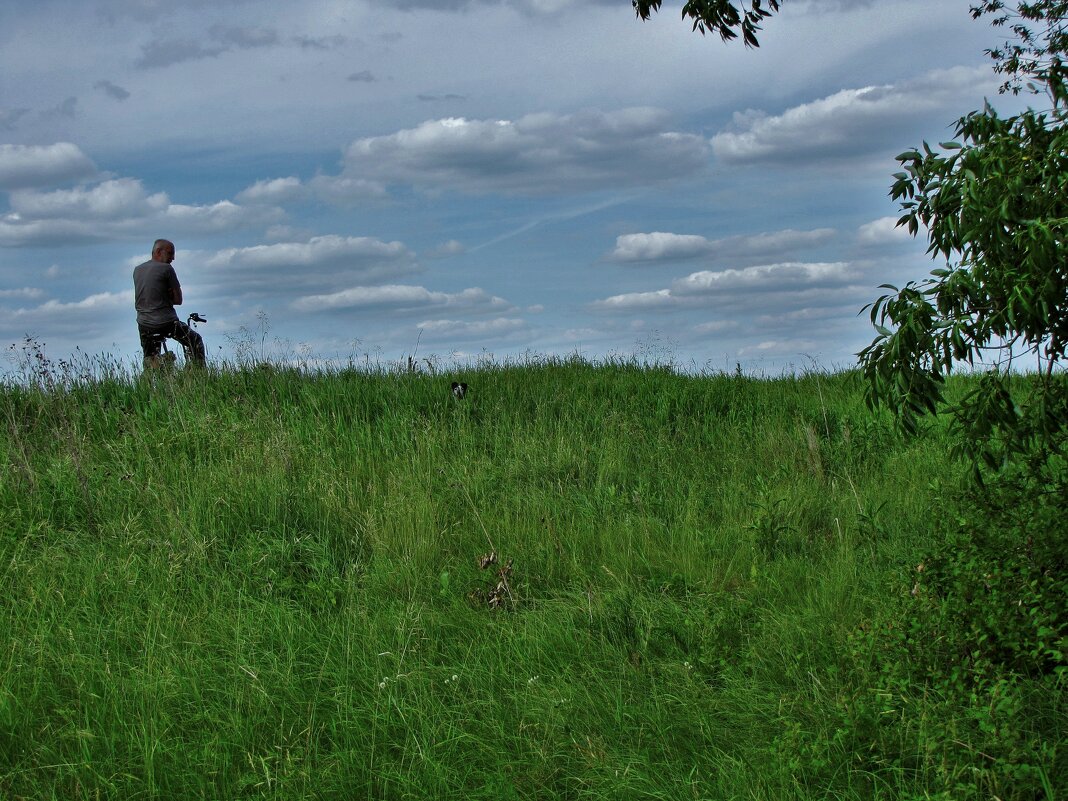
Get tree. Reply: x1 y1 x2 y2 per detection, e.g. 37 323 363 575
858 1 1068 478
972 1 1068 95
633 0 781 47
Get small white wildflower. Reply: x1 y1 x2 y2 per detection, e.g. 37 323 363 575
452 674 458 682
378 681 386 689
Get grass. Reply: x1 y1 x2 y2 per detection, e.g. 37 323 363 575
0 353 1060 799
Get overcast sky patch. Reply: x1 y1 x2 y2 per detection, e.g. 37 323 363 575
210 24 280 48
0 0 1012 369
0 109 31 131
135 40 227 69
93 80 131 101
292 34 348 50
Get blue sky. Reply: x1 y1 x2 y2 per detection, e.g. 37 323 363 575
0 0 1023 372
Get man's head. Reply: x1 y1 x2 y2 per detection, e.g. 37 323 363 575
152 238 175 264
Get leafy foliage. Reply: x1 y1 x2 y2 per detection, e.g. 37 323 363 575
633 0 781 47
844 473 1067 801
859 4 1068 478
971 1 1068 96
855 12 1068 798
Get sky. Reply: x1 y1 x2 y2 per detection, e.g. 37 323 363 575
0 0 1027 374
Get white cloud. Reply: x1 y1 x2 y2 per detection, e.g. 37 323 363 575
191 236 420 296
163 200 281 232
591 261 861 313
672 262 857 295
236 177 304 205
378 0 866 15
760 304 862 323
738 339 819 357
264 224 313 242
292 284 512 313
203 236 413 272
414 317 528 341
857 215 912 246
0 218 110 247
712 67 994 165
306 174 389 203
693 320 735 334
1 289 135 359
22 290 132 313
0 181 282 246
0 143 97 190
10 178 167 219
590 289 674 312
426 239 466 258
563 327 603 340
9 290 133 329
607 227 836 263
379 0 617 14
609 232 711 262
0 287 45 300
717 228 837 259
339 108 709 195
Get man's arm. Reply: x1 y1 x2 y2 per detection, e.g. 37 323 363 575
167 266 183 306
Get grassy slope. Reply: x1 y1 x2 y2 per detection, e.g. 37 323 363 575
0 360 1021 799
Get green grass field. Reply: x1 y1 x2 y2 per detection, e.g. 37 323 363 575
0 356 1062 800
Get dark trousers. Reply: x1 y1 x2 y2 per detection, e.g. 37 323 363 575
138 320 206 366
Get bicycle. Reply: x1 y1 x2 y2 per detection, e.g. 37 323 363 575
147 312 207 368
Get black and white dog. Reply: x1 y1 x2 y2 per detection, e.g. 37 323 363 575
451 381 468 400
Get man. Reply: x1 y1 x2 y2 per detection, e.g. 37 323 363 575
133 238 206 367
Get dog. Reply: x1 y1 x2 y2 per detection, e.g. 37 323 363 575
451 381 468 400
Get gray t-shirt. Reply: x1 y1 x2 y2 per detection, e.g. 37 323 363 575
133 259 181 327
